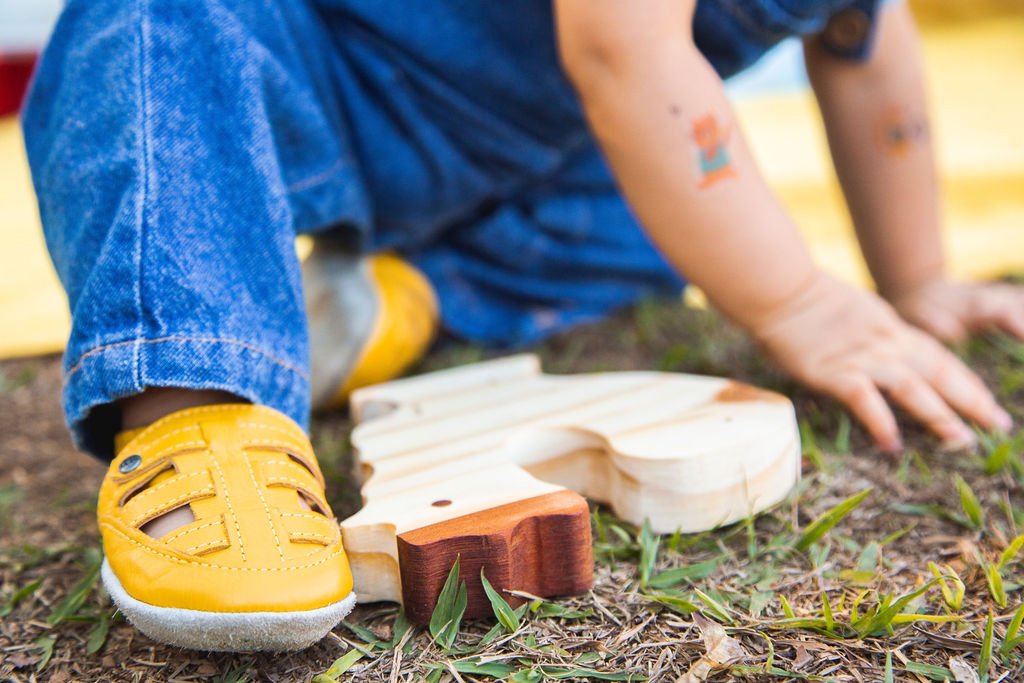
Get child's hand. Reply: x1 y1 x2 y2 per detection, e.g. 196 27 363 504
752 272 1013 452
888 278 1024 344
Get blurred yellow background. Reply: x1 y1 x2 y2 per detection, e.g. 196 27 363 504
1 1 1022 359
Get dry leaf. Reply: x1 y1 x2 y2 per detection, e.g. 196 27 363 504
792 643 814 670
948 656 981 683
196 662 219 676
677 613 749 683
7 652 39 668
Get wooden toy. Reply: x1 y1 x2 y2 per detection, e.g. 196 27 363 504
339 354 801 623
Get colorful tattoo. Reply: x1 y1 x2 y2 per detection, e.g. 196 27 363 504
691 113 736 188
875 106 929 157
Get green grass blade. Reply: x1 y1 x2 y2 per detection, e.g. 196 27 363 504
85 610 112 655
980 555 1007 609
388 610 412 650
694 589 733 624
852 579 941 637
903 661 955 681
429 556 468 650
979 610 994 681
796 489 872 552
647 559 719 589
954 475 985 530
48 550 102 626
1000 602 1024 657
342 620 385 650
884 651 894 683
779 594 795 619
800 419 827 472
480 569 520 633
928 562 965 611
998 534 1024 570
643 592 700 615
834 412 851 454
311 650 365 682
539 665 646 680
983 440 1012 475
452 659 516 677
637 520 661 588
1 577 42 617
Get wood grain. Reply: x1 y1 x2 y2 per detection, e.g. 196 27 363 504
397 490 593 624
339 354 801 624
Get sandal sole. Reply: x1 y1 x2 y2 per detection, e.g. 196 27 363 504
101 559 357 652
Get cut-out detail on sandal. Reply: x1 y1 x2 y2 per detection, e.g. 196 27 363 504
184 536 230 556
110 446 207 485
245 444 326 489
298 490 329 517
288 531 334 546
287 452 321 483
119 462 177 508
141 503 197 539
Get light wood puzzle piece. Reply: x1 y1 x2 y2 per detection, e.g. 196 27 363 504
340 355 801 623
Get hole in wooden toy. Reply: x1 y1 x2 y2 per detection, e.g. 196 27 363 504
432 499 452 507
360 400 398 422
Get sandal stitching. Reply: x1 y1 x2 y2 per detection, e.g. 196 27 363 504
116 425 204 459
288 531 336 543
110 441 206 484
185 539 231 554
101 522 344 572
128 485 215 527
251 451 325 490
266 475 322 492
116 404 303 456
207 447 247 563
163 518 224 544
281 514 338 535
266 478 329 510
238 422 309 444
121 470 211 507
244 449 285 561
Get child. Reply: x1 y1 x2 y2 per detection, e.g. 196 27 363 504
22 0 1023 651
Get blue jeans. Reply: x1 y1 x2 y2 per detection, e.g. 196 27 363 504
23 0 881 458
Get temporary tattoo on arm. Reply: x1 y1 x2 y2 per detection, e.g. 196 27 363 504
691 113 736 189
874 106 929 157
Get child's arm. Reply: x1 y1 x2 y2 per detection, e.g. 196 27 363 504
554 0 1011 449
805 2 941 301
806 2 1024 343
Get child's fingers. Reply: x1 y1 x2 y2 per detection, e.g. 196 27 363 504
873 364 974 447
822 371 902 452
971 286 1024 339
918 307 968 344
994 300 1024 341
912 338 1012 433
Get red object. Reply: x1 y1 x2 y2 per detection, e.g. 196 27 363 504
0 53 38 117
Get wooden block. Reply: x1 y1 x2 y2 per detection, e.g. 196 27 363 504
397 490 593 624
340 355 800 623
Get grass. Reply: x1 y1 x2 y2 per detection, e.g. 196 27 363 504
1 297 1023 681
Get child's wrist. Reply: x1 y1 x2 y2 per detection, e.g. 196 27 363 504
875 262 948 302
740 267 831 341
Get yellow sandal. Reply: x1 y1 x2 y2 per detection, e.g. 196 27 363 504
305 248 439 409
98 404 355 651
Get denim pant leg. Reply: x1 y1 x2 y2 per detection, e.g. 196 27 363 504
22 0 370 459
411 145 684 347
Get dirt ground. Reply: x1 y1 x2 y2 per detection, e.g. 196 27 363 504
2 298 1023 682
